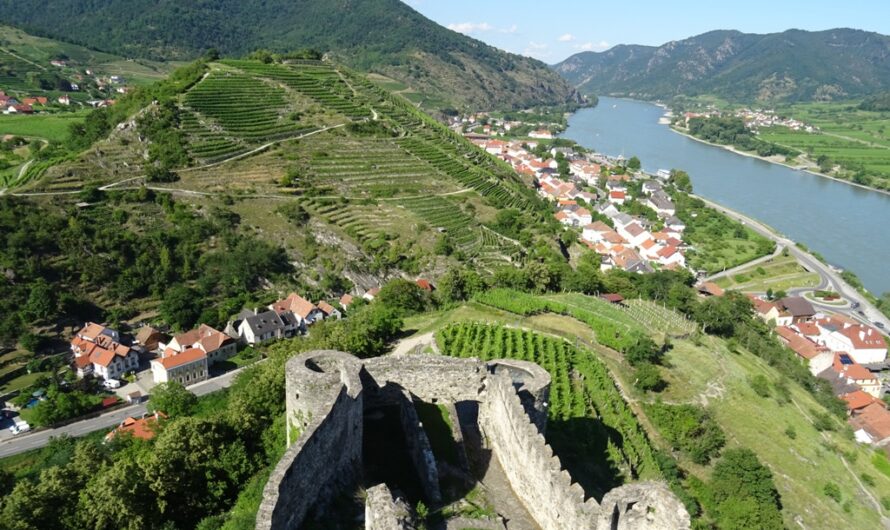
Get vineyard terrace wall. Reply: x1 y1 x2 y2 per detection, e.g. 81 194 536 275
256 350 689 530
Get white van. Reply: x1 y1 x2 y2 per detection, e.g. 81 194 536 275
103 379 121 390
9 420 30 435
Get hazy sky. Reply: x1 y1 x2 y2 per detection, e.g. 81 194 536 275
404 0 889 63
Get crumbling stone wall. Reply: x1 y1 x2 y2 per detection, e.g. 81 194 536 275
365 484 415 530
395 388 441 503
597 482 691 530
256 351 364 530
481 373 600 530
257 351 689 530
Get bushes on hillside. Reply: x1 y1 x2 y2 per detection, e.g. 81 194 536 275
645 402 725 465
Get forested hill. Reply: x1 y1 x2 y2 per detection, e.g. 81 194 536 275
0 0 580 112
554 28 890 103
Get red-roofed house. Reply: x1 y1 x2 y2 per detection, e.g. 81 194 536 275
775 326 832 375
317 301 342 320
608 190 626 205
850 403 890 446
843 390 881 414
105 412 166 442
70 323 138 381
339 294 355 310
747 295 780 323
816 317 887 365
162 324 236 365
830 352 881 397
364 287 381 301
416 279 434 292
151 347 209 386
270 293 325 327
696 282 725 297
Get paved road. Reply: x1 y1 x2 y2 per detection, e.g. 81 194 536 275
693 194 890 334
0 362 257 458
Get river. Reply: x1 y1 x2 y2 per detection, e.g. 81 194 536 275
563 96 890 296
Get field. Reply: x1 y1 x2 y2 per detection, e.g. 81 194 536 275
759 101 890 190
407 297 890 529
0 112 86 142
714 254 821 293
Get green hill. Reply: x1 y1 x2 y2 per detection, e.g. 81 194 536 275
554 28 890 103
0 24 173 98
0 0 579 112
13 57 552 273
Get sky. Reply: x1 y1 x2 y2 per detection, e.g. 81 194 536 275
404 0 890 63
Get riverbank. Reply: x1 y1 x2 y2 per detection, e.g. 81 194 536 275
668 123 890 198
691 193 890 334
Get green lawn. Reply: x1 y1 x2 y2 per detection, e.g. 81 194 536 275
714 254 821 293
0 112 86 142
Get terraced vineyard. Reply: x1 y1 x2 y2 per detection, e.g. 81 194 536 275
180 71 320 163
301 136 462 197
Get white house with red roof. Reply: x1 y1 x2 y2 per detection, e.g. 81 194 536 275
270 293 325 328
70 323 138 381
830 352 882 397
814 316 887 364
617 222 650 247
161 324 236 365
151 347 209 386
608 190 626 205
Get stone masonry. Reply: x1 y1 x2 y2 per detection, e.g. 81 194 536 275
256 351 690 530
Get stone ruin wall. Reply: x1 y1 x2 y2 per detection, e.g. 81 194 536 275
481 373 600 530
256 350 690 530
256 351 364 530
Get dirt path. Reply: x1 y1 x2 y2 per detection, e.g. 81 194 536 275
390 331 439 355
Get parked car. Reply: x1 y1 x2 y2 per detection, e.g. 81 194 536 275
103 379 121 390
9 420 30 435
851 302 860 309
875 322 886 330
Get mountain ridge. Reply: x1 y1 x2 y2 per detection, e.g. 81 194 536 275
554 28 890 102
0 0 580 111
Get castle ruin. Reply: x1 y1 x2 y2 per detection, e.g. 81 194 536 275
256 350 690 530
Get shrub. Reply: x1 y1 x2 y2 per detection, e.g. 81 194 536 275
749 374 771 398
634 363 666 392
823 482 842 503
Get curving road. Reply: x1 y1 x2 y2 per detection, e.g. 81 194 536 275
693 194 890 335
0 362 258 458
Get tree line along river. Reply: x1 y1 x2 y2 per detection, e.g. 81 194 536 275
563 96 890 297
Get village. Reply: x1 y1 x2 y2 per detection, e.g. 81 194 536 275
681 106 818 133
468 129 689 274
0 67 130 115
1 283 435 441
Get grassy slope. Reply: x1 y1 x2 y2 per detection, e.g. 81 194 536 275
0 112 86 142
714 254 821 293
403 299 890 529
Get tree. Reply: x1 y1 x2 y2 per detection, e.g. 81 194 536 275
148 382 197 417
376 279 428 315
627 156 641 171
634 363 666 392
749 374 771 398
160 284 202 330
670 169 692 192
77 459 157 530
707 448 783 530
625 333 661 366
25 279 58 322
140 417 255 529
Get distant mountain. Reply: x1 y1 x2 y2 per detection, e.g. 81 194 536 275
555 29 890 102
0 0 580 112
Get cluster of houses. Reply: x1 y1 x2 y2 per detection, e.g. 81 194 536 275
747 294 890 446
68 281 436 394
469 135 688 274
681 107 817 133
733 108 817 133
449 111 559 139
